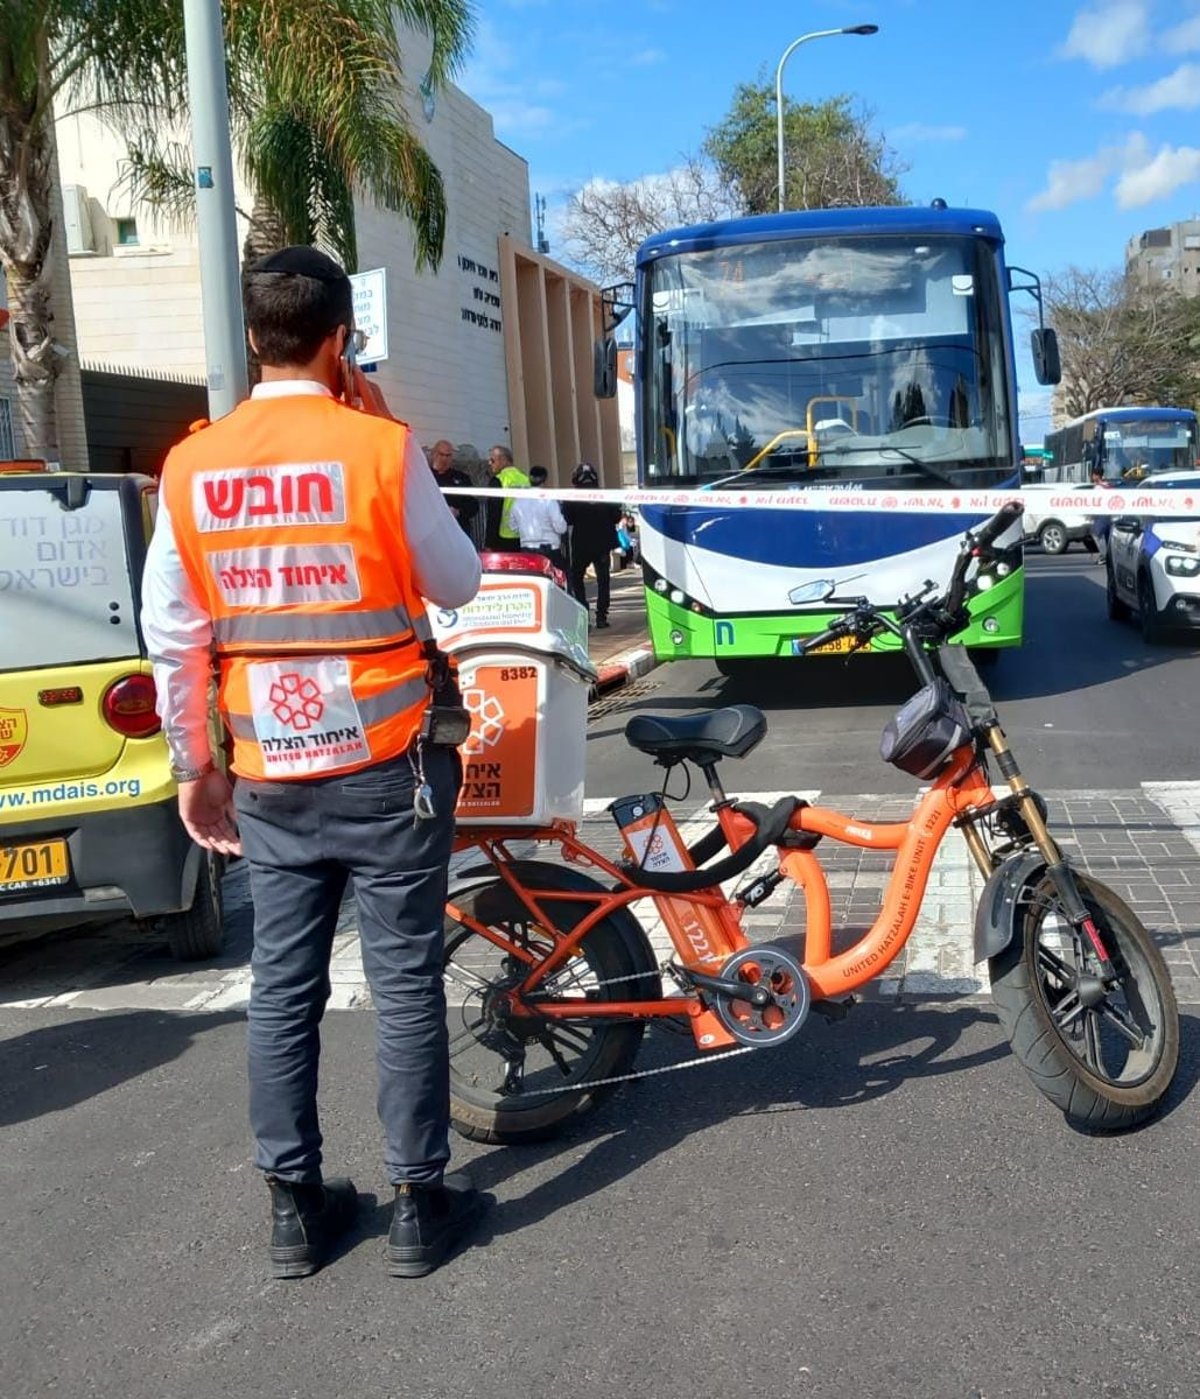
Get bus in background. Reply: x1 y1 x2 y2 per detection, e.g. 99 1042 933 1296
1043 406 1199 484
600 205 1059 673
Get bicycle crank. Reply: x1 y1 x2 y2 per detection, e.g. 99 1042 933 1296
705 942 811 1047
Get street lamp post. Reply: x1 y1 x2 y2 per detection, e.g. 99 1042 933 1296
775 24 879 213
182 0 249 419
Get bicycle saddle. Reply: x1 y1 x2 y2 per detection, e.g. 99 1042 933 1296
624 704 767 765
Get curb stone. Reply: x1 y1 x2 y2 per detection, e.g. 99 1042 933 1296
591 645 659 698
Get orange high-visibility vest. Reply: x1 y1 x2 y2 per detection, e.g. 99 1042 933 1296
162 393 431 781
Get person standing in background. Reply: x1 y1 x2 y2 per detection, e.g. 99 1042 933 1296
563 462 621 628
509 466 568 570
428 440 479 540
484 445 529 550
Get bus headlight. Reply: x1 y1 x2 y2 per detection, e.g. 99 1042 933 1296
670 629 685 645
983 617 1000 634
975 573 995 591
670 589 685 604
654 579 669 594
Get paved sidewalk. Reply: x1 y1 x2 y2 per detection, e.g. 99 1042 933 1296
584 568 656 690
4 782 1197 1012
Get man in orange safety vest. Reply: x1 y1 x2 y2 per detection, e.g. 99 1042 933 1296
141 246 485 1281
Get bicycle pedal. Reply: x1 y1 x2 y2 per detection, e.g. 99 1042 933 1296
810 996 856 1022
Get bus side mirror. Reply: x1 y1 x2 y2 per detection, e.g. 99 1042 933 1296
594 337 617 398
1031 328 1061 386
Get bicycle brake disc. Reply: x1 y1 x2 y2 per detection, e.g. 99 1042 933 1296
711 942 811 1047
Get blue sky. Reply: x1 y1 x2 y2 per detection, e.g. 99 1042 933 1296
460 0 1200 440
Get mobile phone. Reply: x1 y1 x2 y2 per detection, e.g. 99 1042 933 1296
341 328 368 403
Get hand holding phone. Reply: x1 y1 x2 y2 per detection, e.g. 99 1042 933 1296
341 328 368 405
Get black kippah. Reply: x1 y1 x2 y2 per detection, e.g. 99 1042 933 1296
248 246 348 283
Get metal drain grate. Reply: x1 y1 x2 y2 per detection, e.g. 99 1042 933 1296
588 677 661 719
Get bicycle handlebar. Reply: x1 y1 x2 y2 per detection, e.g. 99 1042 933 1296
793 502 1024 659
971 499 1024 550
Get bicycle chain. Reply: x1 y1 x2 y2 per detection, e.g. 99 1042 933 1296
496 961 765 1098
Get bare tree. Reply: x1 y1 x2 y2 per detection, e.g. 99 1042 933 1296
1046 268 1200 419
559 156 735 285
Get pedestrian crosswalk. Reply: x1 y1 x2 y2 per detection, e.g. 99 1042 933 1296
2 783 1198 1012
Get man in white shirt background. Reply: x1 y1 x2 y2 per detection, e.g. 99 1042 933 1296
508 466 568 571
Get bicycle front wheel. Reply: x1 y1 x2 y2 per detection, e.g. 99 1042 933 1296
444 878 656 1145
989 872 1179 1132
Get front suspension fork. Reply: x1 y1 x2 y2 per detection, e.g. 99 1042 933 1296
979 724 1120 981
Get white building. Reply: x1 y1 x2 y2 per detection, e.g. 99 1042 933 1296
48 24 618 481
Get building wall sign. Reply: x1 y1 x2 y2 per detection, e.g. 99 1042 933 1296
350 267 389 364
459 254 502 333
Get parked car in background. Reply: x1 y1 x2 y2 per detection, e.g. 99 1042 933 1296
1021 483 1096 555
1106 472 1200 643
0 467 224 959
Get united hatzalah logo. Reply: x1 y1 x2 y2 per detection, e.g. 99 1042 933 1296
270 673 325 732
462 688 505 755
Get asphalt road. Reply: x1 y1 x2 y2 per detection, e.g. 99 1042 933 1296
4 549 1200 1399
587 551 1200 796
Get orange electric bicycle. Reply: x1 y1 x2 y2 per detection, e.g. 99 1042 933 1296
443 503 1179 1144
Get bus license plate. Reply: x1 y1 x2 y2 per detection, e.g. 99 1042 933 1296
794 635 856 656
0 839 70 892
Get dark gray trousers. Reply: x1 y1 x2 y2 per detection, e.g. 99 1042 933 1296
233 745 458 1186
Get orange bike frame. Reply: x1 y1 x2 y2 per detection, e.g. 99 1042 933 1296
448 746 995 1020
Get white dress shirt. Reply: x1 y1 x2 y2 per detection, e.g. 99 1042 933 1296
140 380 481 771
508 494 567 549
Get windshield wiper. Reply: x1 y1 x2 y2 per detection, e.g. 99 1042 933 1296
822 443 959 486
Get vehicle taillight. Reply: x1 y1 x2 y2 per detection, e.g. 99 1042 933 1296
102 674 161 738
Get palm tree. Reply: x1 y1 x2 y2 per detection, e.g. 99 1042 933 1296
0 0 474 461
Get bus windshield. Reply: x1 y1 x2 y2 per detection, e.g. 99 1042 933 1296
1101 418 1198 479
641 234 1013 490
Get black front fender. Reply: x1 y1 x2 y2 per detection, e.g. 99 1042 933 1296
973 849 1048 964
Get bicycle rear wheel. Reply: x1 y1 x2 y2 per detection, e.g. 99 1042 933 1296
444 876 658 1144
988 872 1178 1132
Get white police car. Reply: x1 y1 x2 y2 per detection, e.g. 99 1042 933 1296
1106 473 1200 642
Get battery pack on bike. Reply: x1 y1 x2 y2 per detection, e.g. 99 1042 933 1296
610 794 741 974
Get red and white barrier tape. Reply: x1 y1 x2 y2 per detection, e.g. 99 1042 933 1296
441 484 1200 518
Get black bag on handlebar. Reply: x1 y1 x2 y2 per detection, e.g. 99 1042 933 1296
880 678 971 779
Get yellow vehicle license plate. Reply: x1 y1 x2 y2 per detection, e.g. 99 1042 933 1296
0 838 70 892
809 634 857 655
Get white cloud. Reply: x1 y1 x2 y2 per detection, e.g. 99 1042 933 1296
1027 132 1149 211
1028 131 1200 212
629 48 667 67
1100 61 1200 113
1162 13 1200 53
1060 1 1150 69
1116 141 1200 206
891 123 968 144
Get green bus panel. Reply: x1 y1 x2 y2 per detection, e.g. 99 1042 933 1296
645 568 1025 661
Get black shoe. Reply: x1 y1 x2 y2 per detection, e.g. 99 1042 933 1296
595 617 611 629
386 1174 485 1278
266 1175 357 1280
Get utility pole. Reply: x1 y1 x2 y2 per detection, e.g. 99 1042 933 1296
182 0 248 418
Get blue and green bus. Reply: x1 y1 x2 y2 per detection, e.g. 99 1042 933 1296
617 206 1058 671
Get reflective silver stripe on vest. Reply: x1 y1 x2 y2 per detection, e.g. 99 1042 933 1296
213 604 413 648
225 673 429 741
412 612 433 643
